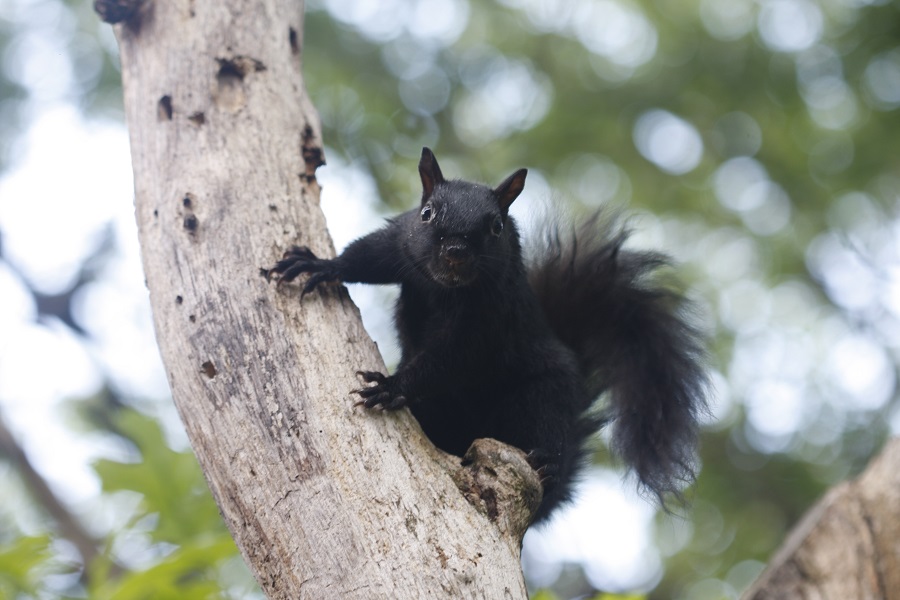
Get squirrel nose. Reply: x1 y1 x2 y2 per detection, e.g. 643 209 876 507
443 241 471 266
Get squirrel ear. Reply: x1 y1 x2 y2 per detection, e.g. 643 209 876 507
419 147 445 203
494 168 528 213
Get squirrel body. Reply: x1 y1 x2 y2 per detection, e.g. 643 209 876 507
267 148 707 523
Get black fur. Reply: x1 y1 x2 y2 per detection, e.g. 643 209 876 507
528 212 708 505
266 148 708 523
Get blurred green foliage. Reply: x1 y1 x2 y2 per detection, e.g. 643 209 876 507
0 534 54 597
91 411 224 546
0 0 123 170
533 590 646 600
0 0 898 598
1 407 256 599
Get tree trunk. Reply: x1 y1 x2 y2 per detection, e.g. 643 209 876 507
99 0 531 597
743 437 900 600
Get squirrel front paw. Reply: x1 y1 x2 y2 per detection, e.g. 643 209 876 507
261 246 341 296
352 371 408 410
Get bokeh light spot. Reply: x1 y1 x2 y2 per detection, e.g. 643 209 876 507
757 0 823 53
863 48 900 110
633 110 704 175
699 0 755 41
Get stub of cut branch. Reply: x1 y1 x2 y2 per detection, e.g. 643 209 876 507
452 438 544 545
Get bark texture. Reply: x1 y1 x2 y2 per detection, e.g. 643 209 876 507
743 437 900 600
109 0 530 597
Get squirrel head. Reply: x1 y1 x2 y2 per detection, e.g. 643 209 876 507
411 148 528 288
419 147 527 215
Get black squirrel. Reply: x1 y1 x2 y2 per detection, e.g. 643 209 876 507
265 148 708 523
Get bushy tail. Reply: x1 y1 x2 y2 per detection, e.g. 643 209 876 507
527 211 709 503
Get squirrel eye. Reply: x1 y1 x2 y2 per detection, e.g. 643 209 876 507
490 215 504 236
421 204 433 222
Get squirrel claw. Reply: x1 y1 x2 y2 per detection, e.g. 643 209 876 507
356 370 386 384
351 371 407 410
264 245 340 294
526 449 559 485
535 464 559 485
353 393 407 410
301 272 333 296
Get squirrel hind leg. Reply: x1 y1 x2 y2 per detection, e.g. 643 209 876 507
528 413 607 524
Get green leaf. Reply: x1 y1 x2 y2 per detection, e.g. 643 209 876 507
92 410 227 544
0 535 54 596
90 535 240 600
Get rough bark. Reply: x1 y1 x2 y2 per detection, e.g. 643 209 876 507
103 0 532 597
743 437 900 600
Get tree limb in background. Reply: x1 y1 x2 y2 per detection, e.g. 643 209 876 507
743 437 900 600
0 410 100 572
0 222 115 336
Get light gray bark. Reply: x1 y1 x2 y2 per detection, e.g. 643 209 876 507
743 437 900 600
105 0 531 597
